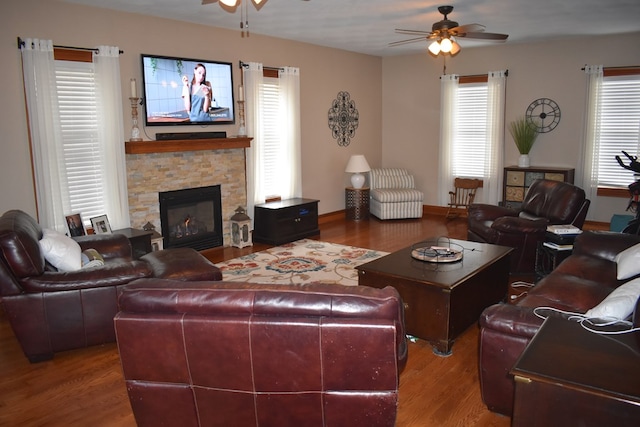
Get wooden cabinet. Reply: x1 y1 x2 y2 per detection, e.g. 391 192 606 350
503 166 574 209
253 198 320 245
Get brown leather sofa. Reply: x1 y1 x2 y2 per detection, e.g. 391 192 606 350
468 179 590 273
0 209 221 362
478 230 640 416
115 279 408 427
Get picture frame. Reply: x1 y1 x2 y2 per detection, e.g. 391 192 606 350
90 214 112 234
65 213 86 237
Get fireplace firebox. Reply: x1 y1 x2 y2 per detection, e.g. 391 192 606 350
159 185 223 251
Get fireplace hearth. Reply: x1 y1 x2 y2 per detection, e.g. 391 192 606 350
159 185 223 251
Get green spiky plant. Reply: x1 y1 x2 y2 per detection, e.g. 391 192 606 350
509 116 539 155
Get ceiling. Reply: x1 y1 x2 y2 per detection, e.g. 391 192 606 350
62 0 640 57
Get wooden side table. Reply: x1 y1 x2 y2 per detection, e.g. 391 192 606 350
511 316 640 426
345 187 369 221
113 228 153 259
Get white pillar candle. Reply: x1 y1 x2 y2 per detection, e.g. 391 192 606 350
238 85 244 101
130 78 137 98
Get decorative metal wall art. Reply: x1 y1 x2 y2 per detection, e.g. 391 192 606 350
328 91 359 147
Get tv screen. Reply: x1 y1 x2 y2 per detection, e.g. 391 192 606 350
141 54 235 126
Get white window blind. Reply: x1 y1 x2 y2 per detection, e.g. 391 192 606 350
55 60 105 223
260 77 282 197
452 83 488 178
597 74 640 187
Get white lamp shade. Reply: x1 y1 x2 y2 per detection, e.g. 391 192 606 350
450 39 461 56
428 40 441 55
440 38 453 53
345 155 371 173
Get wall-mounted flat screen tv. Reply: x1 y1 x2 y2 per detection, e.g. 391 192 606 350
141 54 235 126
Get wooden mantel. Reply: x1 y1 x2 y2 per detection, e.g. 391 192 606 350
125 137 252 154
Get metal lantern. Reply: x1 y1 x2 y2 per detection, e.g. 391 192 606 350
230 206 252 248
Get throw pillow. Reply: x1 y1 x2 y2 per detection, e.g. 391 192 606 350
584 278 640 321
615 242 640 280
38 228 82 272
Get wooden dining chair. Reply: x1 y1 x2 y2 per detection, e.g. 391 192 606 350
446 178 481 219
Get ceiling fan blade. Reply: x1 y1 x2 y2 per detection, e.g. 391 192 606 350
450 23 485 34
395 28 432 36
460 31 509 40
389 36 429 47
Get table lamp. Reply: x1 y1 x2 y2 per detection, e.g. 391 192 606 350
345 155 371 189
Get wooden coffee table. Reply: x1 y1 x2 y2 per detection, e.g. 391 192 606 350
356 239 512 355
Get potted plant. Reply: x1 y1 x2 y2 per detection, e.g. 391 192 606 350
508 116 539 168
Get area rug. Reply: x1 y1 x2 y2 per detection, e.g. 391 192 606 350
215 239 388 286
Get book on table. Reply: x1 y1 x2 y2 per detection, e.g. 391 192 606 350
547 224 582 235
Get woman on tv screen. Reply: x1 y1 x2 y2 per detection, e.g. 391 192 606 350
182 63 213 122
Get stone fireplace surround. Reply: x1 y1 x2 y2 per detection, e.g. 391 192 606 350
125 140 249 248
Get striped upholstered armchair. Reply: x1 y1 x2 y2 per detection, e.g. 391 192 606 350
369 168 424 220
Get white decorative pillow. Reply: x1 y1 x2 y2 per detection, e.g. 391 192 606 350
39 228 82 272
584 278 640 321
615 242 640 280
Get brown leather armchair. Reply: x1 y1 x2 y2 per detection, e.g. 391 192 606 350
467 179 590 273
0 210 221 362
115 279 408 427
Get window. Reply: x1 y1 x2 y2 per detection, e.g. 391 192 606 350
595 71 640 189
259 77 283 197
55 59 106 222
440 71 505 205
453 81 488 178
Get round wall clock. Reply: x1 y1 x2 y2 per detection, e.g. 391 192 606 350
526 98 561 133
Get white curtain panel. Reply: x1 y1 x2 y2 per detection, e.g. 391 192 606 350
485 70 507 205
243 62 265 227
278 66 302 199
94 46 130 229
20 38 67 232
438 74 458 206
581 65 603 218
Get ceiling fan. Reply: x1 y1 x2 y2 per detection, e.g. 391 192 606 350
203 0 310 35
202 0 309 11
391 5 508 56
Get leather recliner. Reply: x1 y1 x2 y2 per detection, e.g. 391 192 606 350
0 209 221 362
467 179 590 273
115 279 408 427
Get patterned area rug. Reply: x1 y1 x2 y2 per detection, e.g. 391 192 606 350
216 239 388 286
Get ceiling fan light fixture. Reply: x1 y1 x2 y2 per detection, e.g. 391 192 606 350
252 0 263 4
450 39 461 56
219 0 237 6
428 40 441 55
440 37 453 53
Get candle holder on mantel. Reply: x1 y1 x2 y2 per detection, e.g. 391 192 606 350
237 100 247 137
129 97 143 142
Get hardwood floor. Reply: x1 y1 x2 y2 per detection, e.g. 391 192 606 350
0 213 511 426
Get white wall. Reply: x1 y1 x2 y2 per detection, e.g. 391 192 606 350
382 33 640 222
